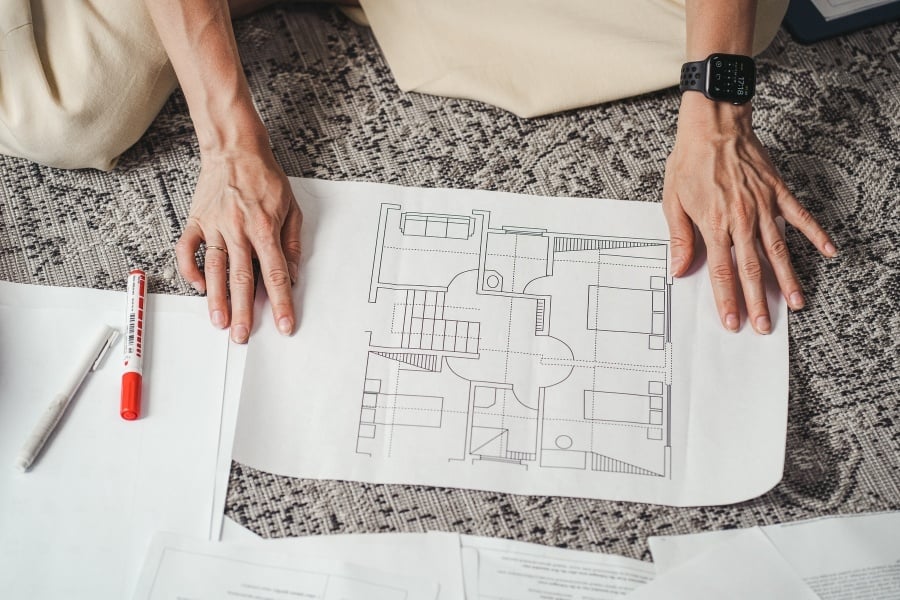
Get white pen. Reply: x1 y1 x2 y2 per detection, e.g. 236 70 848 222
15 325 119 472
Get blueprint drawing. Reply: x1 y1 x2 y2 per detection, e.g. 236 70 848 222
233 178 790 507
356 203 673 479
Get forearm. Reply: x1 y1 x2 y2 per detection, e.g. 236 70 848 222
143 0 268 155
686 0 756 59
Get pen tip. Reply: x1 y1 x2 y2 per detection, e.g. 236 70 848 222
14 458 29 472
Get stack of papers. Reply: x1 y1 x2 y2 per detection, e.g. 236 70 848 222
0 282 232 598
645 511 900 599
135 512 900 599
2 179 894 598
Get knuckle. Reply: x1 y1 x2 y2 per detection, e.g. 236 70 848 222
768 238 790 260
266 267 291 289
710 264 733 284
230 268 255 288
204 253 228 270
283 239 302 255
670 233 692 249
730 203 756 230
740 258 763 280
174 237 194 256
251 214 278 238
793 205 814 226
708 228 732 247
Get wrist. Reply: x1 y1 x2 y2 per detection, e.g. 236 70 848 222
192 92 271 158
677 92 753 135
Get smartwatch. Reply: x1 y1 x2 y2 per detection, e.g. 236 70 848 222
679 53 756 105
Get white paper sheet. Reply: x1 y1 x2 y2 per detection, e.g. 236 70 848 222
133 532 440 599
0 281 230 599
810 0 895 21
221 518 466 599
649 512 900 599
212 342 246 540
461 535 655 599
628 528 819 599
233 178 788 506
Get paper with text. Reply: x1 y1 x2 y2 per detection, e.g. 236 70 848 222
649 511 900 599
233 178 788 506
629 528 819 599
133 532 439 599
221 519 465 600
462 535 654 599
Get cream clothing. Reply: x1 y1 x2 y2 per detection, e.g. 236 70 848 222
0 0 788 170
0 0 175 170
360 0 790 118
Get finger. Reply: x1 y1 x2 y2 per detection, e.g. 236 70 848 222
256 230 296 337
662 192 696 277
226 241 256 344
775 186 837 258
732 229 771 335
282 200 303 285
175 219 207 293
203 241 231 330
760 218 804 311
704 228 742 332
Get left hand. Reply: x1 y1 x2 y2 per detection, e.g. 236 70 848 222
175 143 302 344
663 93 837 334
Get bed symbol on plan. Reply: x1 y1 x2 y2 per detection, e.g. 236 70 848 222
356 203 673 479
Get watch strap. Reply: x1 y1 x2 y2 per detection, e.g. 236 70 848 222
679 59 706 94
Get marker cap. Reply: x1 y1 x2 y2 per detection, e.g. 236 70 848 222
120 372 142 420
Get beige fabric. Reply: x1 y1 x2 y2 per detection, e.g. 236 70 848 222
359 0 789 118
0 0 176 170
0 1 788 170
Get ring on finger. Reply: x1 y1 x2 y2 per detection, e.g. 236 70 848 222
205 244 228 255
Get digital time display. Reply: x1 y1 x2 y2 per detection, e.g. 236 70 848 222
707 54 756 104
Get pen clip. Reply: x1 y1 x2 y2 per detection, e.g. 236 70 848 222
91 329 120 371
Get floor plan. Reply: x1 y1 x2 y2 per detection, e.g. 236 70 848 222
356 203 673 479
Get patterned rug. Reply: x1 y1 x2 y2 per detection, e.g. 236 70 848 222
0 6 897 561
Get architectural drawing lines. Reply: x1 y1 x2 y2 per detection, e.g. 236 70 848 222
356 202 673 479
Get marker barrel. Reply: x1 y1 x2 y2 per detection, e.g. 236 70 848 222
121 269 145 420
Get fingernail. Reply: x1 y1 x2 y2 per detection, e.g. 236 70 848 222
212 310 227 329
789 292 805 310
824 242 837 257
278 317 293 336
725 313 740 332
231 324 249 344
191 281 205 294
756 315 771 334
671 257 684 276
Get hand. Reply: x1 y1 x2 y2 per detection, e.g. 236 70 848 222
175 145 302 343
663 94 837 334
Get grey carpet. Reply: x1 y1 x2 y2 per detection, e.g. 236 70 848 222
0 6 897 561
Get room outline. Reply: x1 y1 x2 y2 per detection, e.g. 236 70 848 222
355 202 673 479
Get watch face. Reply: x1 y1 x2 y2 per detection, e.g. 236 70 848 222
707 54 755 104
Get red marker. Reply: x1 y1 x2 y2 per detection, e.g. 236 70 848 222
121 269 145 420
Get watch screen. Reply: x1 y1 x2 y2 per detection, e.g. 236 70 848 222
708 54 755 104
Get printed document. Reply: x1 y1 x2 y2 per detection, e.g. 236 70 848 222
629 528 819 599
233 178 789 506
649 511 900 599
221 519 465 599
461 535 654 599
133 532 439 599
